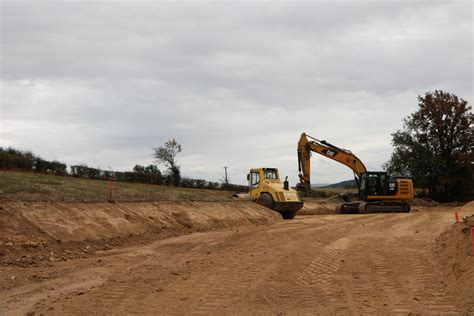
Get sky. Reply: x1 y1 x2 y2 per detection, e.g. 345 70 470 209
1 0 472 185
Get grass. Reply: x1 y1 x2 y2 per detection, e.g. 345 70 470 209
0 171 233 202
305 187 357 199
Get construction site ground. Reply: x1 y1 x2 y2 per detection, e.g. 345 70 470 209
1 200 473 315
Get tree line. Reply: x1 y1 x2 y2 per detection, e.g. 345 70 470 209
385 90 473 202
0 146 247 192
0 147 68 175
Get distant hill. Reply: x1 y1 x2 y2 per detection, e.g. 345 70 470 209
311 183 331 188
323 179 356 189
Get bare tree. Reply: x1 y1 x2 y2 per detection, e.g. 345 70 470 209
221 166 230 184
153 138 182 186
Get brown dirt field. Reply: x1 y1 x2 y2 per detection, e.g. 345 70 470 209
1 202 473 315
460 200 474 213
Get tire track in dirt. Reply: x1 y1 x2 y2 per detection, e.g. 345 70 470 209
262 225 354 314
340 212 462 315
3 209 470 315
154 228 295 314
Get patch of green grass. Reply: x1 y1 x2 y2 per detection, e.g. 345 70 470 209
0 171 233 202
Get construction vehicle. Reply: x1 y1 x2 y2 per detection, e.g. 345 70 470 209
247 167 304 219
297 133 414 214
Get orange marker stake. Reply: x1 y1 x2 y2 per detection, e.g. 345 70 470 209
108 181 113 202
455 211 459 222
471 228 474 255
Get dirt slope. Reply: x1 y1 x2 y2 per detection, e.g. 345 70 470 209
1 205 472 315
298 199 336 215
436 213 474 313
0 201 281 266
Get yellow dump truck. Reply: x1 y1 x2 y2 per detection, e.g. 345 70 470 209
247 167 303 219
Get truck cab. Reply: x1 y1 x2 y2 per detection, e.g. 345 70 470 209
248 168 280 199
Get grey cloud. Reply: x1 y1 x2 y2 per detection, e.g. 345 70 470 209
1 1 472 185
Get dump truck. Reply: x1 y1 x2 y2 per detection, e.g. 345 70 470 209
247 167 303 219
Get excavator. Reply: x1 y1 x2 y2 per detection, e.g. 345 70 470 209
297 132 413 214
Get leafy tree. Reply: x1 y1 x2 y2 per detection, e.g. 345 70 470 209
153 139 182 186
144 164 161 175
385 90 473 202
133 164 161 175
133 165 146 173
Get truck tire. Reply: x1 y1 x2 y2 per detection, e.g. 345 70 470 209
257 193 274 210
281 210 298 219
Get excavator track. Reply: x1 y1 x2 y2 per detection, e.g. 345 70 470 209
336 201 411 214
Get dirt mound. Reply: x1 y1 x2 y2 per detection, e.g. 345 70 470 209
436 215 474 312
460 201 474 213
0 201 280 267
411 198 440 207
298 199 336 215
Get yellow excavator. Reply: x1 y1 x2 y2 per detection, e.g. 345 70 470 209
247 167 303 219
297 132 414 214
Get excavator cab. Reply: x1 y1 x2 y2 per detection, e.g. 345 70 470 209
359 172 413 202
359 172 395 199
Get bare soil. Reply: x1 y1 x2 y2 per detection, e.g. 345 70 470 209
298 199 337 215
1 201 473 315
0 201 280 267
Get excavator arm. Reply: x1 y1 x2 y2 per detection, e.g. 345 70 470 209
297 133 367 190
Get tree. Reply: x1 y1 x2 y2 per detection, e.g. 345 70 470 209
133 164 161 175
385 90 473 202
153 139 182 186
221 166 230 184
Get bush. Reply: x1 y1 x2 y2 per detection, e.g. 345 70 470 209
1 147 247 192
0 147 67 175
0 147 35 170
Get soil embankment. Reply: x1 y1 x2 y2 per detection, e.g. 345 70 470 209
436 202 474 313
0 201 281 266
298 199 336 215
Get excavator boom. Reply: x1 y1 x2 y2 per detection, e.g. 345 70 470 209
298 133 367 189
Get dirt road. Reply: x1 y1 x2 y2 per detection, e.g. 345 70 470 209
1 208 472 315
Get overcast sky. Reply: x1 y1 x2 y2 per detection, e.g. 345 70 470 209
1 0 472 185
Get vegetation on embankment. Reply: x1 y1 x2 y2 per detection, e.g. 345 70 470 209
0 171 233 202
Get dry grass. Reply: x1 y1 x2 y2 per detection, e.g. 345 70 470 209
0 171 233 202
